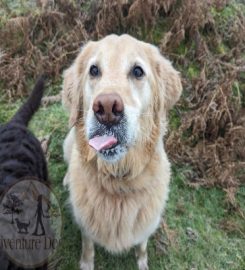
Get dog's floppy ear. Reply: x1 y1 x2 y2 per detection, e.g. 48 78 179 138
62 63 80 127
62 43 93 127
151 46 182 112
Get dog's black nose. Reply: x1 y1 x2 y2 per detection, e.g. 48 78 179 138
92 93 124 125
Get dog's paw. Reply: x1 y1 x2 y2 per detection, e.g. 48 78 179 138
137 256 149 270
80 261 94 270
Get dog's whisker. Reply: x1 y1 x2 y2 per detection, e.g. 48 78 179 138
75 109 152 117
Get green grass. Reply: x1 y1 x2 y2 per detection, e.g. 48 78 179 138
0 96 244 270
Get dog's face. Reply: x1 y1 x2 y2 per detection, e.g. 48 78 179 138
63 34 182 163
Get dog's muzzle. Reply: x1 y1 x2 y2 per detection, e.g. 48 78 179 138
88 93 128 162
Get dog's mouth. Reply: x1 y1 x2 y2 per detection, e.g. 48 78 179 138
89 135 118 152
87 116 130 162
88 133 126 162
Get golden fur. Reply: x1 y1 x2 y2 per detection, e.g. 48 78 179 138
62 34 182 270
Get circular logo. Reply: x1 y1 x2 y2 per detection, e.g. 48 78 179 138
0 179 62 268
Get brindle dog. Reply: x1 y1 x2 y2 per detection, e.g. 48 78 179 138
0 77 48 270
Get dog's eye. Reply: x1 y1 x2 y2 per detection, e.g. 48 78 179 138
132 66 144 79
89 65 100 77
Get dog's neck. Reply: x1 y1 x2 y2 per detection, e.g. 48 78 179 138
75 115 161 194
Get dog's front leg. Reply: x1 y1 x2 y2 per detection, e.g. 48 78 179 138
135 240 149 270
80 234 94 270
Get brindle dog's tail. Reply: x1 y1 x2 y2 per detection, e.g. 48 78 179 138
10 76 46 126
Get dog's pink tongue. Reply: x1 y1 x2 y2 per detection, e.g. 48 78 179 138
89 135 117 151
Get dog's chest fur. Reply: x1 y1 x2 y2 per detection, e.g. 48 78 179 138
68 145 170 252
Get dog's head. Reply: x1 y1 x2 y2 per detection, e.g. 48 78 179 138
62 34 182 163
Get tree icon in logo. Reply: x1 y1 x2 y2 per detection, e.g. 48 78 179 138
3 192 23 224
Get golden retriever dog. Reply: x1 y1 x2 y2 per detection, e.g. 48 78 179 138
62 34 182 270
